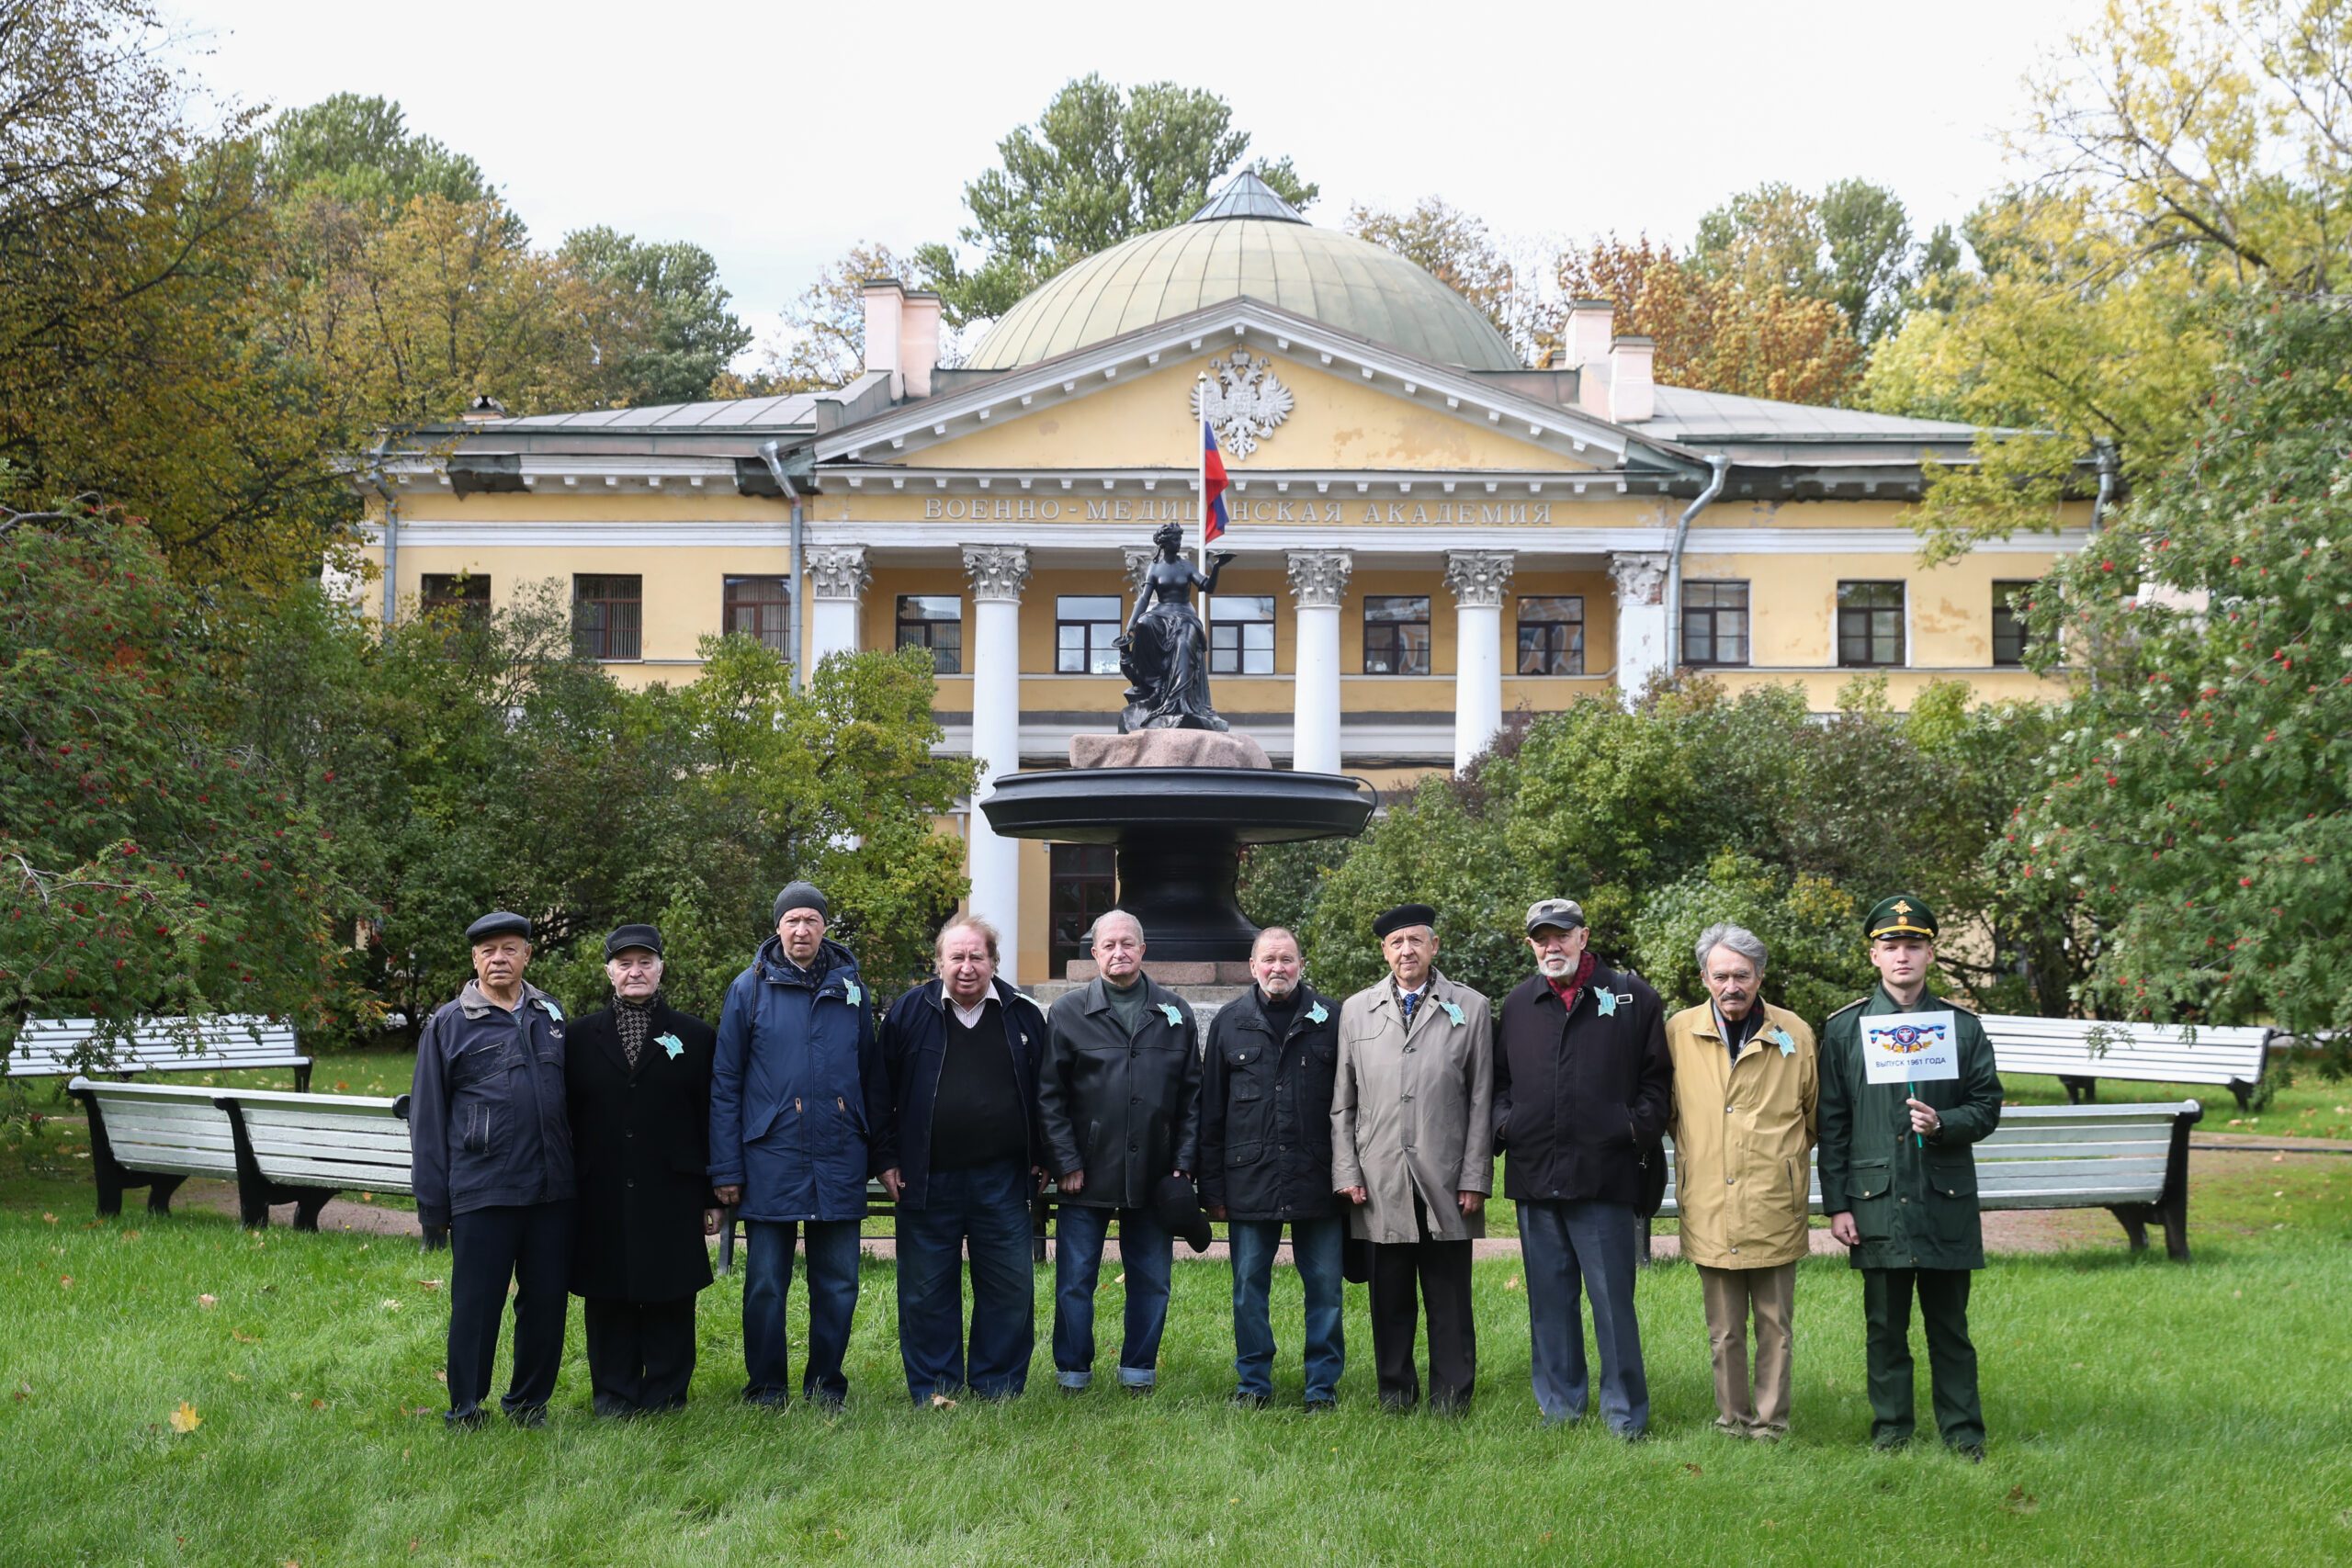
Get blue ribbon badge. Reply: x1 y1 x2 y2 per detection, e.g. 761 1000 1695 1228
1159 1002 1184 1027
1306 1000 1329 1025
536 996 564 1023
1770 1026 1796 1056
1594 990 1618 1018
1438 999 1464 1027
843 980 863 1007
657 1032 684 1061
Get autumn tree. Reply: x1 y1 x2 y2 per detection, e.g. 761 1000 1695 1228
912 74 1316 325
1347 197 1544 352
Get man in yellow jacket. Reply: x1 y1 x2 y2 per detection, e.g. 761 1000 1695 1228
1665 923 1818 1439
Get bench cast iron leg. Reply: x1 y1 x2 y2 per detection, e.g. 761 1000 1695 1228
292 1190 334 1232
2108 1203 2151 1252
2060 1076 2098 1104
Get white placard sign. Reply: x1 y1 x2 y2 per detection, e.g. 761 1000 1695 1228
1860 1010 1962 1086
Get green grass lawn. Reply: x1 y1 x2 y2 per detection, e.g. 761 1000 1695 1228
2 1133 2347 1565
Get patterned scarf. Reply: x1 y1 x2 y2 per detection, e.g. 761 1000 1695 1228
616 991 659 1070
1545 950 1599 1017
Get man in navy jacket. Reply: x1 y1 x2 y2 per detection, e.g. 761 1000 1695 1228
709 883 884 1410
876 915 1049 1403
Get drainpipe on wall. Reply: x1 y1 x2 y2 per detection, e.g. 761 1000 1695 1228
1662 454 1734 677
368 445 399 646
2090 438 2119 530
758 440 806 691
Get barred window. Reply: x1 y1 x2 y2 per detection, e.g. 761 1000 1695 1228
572 574 642 661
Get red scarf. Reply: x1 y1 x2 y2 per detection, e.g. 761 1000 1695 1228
1546 950 1598 1015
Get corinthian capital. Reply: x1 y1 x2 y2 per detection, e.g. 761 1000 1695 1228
1608 551 1670 607
1285 549 1353 609
1443 550 1516 610
805 546 870 602
962 545 1032 604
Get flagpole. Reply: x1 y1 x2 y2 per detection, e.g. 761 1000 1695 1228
1195 390 1212 628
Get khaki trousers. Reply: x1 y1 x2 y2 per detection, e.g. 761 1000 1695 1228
1697 1261 1795 1435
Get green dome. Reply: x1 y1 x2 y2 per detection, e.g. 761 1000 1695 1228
965 173 1521 373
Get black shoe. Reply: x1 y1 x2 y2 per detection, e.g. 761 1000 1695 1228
744 1392 789 1411
1872 1433 1913 1452
1304 1398 1338 1416
506 1404 548 1429
1951 1443 1986 1463
443 1408 487 1430
1228 1391 1270 1410
1378 1393 1417 1416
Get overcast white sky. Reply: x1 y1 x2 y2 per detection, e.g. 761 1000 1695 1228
164 0 2106 337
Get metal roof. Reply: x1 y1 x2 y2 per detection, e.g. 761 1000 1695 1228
1644 385 1985 444
494 390 830 431
967 182 1521 374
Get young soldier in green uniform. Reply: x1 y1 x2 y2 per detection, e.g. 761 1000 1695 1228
1815 895 2003 1460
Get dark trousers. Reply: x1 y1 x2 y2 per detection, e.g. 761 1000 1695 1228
1518 1198 1648 1434
1366 1216 1475 1413
896 1158 1036 1402
582 1294 697 1416
742 1218 863 1406
446 1201 573 1425
1862 1266 1984 1450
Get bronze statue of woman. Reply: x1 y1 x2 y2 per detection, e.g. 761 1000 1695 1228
1117 521 1237 732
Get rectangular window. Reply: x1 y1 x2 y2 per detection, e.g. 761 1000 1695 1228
1514 595 1585 675
722 575 791 654
1056 595 1125 675
1991 580 2035 667
571 573 642 661
1363 595 1431 675
1681 581 1750 667
1049 843 1118 977
1837 581 1905 668
1210 594 1277 675
897 594 962 674
420 572 490 625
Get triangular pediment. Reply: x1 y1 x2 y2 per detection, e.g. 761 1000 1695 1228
814 299 1696 481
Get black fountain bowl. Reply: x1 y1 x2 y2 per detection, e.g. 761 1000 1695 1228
978 766 1375 846
978 767 1379 964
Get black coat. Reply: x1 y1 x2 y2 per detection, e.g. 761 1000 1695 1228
874 976 1050 1210
564 998 718 1303
1199 985 1341 1222
1038 976 1202 1210
1493 964 1672 1208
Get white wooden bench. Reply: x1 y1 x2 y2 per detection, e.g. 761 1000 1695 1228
1978 1015 2278 1110
1653 1100 2205 1260
66 1077 419 1236
14 1017 311 1091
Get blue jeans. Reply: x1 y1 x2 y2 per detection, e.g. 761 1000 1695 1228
1229 1216 1346 1402
896 1158 1036 1402
1051 1202 1172 1388
742 1218 862 1405
1517 1199 1648 1434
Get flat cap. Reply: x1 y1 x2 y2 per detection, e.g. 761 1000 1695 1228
466 910 532 945
1525 897 1586 935
1866 894 1938 942
773 881 829 922
605 922 662 959
1372 903 1438 941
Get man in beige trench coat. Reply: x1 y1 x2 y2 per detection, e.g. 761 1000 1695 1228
1332 903 1494 1414
1665 922 1818 1438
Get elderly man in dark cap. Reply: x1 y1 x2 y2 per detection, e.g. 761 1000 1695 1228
565 922 718 1416
1818 894 2003 1459
709 882 884 1411
409 910 576 1428
1495 897 1671 1438
1331 903 1493 1414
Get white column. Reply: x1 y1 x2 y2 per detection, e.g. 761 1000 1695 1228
962 545 1031 982
1610 551 1671 702
1444 550 1514 772
806 547 869 670
1285 550 1352 773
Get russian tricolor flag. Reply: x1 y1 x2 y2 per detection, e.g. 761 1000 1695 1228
1200 416 1231 545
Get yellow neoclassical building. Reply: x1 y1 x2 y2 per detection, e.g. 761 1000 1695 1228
355 173 2086 983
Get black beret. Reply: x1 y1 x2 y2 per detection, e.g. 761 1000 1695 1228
605 923 662 959
773 881 829 922
466 910 532 945
1373 903 1438 941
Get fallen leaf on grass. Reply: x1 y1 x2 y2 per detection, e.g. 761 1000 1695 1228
417 1280 443 1292
168 1401 202 1435
380 1299 402 1313
360 1192 376 1203
1682 1463 1702 1476
2003 1485 2038 1516
2272 1154 2286 1164
232 1330 258 1344
434 1370 447 1384
1113 1272 1125 1287
929 1393 957 1410
120 1228 140 1241
310 1398 327 1411
226 1372 245 1383
13 1383 29 1402
1504 1276 1521 1292
198 1293 218 1309
334 1081 348 1092
59 1276 72 1290
41 1213 56 1224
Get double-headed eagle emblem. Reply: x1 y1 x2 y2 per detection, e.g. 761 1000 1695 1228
1191 350 1294 459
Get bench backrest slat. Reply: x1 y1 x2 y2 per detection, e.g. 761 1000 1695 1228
1981 1015 2268 1085
11 1017 305 1078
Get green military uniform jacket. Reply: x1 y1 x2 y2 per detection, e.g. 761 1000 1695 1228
1815 985 2003 1271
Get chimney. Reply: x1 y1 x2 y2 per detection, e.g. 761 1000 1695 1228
860 277 907 397
899 290 943 399
1566 299 1614 416
461 394 508 424
1608 335 1655 423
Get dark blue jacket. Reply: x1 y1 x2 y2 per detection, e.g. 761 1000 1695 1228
876 976 1049 1210
409 980 576 1230
708 935 883 1223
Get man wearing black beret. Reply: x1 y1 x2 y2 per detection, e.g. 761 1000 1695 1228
409 911 576 1427
565 923 718 1416
1332 903 1494 1414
